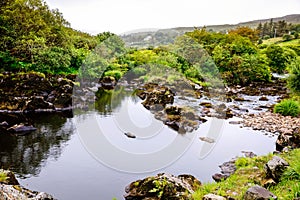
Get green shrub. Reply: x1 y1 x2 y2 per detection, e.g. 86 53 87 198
274 99 300 117
132 67 147 77
287 57 300 95
104 70 123 80
265 45 297 73
283 34 293 41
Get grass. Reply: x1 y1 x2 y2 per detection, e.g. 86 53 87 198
274 99 300 117
0 171 8 183
263 37 300 46
193 149 300 199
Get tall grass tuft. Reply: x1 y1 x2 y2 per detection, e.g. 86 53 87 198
274 99 300 117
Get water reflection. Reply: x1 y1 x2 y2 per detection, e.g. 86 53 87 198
95 86 133 115
0 113 74 178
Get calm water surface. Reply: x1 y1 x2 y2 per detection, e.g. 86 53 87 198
0 89 277 200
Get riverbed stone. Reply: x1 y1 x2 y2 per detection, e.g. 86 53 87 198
124 173 201 200
265 156 289 182
203 193 226 200
7 124 37 133
244 185 277 200
137 83 175 110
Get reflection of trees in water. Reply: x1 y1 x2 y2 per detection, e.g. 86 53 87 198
0 113 74 178
95 86 136 115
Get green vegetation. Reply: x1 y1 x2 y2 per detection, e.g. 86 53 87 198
274 99 300 117
0 0 299 88
287 57 300 95
0 0 97 74
0 171 8 183
193 149 300 199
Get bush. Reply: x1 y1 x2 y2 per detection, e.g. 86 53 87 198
265 45 297 73
274 99 300 117
283 34 293 41
104 70 123 80
287 57 300 95
131 67 147 77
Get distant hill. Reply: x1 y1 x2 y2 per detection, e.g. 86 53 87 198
121 14 300 48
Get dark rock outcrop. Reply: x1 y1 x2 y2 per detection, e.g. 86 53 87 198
244 185 277 200
136 83 175 110
124 173 201 200
154 106 206 134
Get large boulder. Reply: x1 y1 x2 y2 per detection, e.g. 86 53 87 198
264 156 289 182
0 184 55 200
244 185 277 200
24 96 55 112
124 173 201 200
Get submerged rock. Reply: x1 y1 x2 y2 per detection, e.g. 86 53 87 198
199 137 215 143
124 173 201 200
244 185 277 200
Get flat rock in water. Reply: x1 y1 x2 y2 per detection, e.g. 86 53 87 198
124 132 136 139
199 137 215 143
7 124 37 133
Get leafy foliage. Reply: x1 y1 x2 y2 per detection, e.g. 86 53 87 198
264 44 297 73
274 99 300 117
287 57 300 95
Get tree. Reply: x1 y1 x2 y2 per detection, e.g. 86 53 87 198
287 57 300 95
256 22 263 38
265 45 297 73
228 26 259 43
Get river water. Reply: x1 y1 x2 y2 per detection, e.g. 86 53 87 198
0 87 277 200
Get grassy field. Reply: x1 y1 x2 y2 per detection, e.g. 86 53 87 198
263 37 300 46
193 149 300 199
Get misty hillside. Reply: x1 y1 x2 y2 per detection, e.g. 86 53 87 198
121 14 300 47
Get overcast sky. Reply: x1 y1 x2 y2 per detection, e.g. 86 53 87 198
45 0 300 35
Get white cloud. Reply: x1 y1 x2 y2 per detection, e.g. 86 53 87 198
45 0 300 34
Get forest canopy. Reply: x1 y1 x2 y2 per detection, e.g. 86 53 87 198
0 0 300 87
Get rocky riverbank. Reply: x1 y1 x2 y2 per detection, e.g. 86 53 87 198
0 169 55 200
239 112 300 151
0 72 75 112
